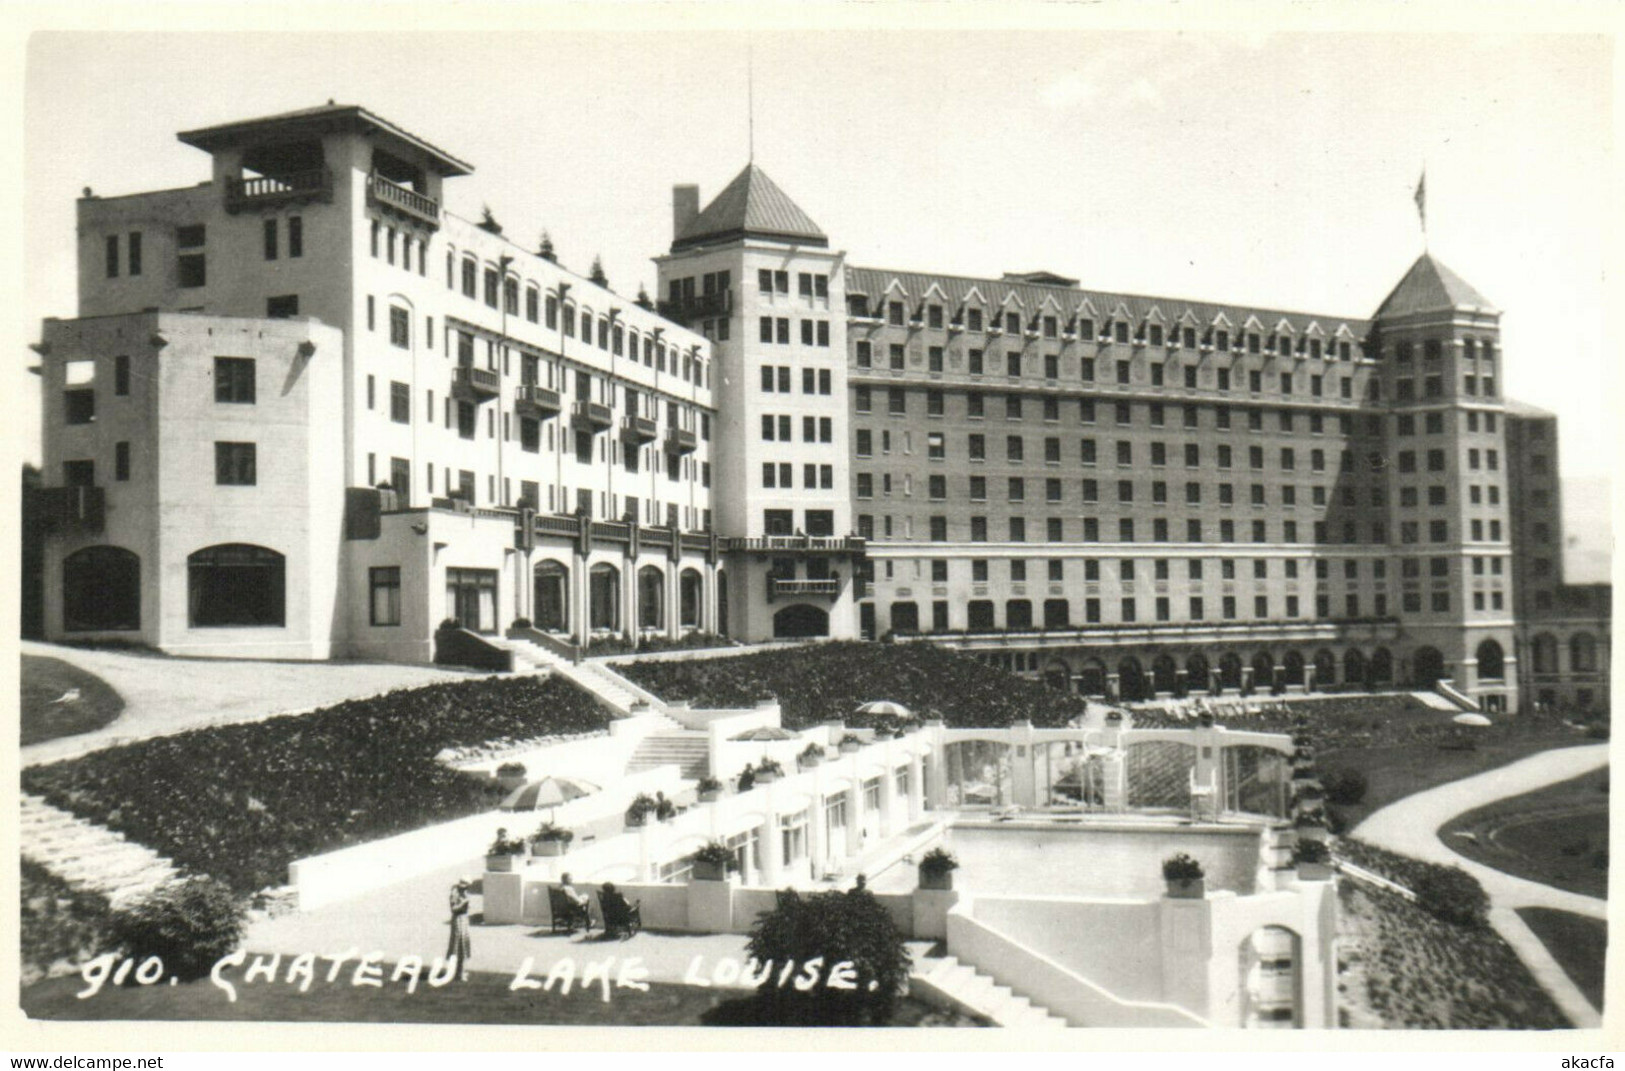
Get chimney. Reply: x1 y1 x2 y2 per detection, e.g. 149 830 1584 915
673 184 700 239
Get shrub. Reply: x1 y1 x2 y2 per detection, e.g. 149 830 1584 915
1412 864 1490 929
510 617 533 630
696 776 724 794
756 757 784 777
919 846 959 878
1322 767 1368 806
488 828 526 855
107 877 246 982
799 742 826 764
1162 852 1204 882
496 761 527 779
1293 839 1331 865
437 618 460 632
531 822 573 845
625 793 657 824
738 887 912 1025
692 841 736 868
840 733 863 748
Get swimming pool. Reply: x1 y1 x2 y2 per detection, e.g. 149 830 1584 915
869 819 1262 899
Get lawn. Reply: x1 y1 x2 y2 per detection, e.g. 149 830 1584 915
1334 839 1570 1029
21 860 113 986
1438 768 1609 898
21 655 125 746
20 966 981 1026
21 674 612 894
615 640 1091 729
1516 909 1607 1011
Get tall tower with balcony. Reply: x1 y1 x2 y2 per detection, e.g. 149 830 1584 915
655 165 861 641
1369 253 1518 711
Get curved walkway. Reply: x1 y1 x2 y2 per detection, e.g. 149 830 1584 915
1353 743 1608 1029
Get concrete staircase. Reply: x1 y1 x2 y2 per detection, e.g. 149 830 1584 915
913 953 1070 1028
625 732 711 780
493 637 673 719
21 793 178 906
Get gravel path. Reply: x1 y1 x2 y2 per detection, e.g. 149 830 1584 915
21 641 477 766
1353 743 1609 1028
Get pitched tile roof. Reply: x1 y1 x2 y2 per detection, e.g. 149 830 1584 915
845 266 1372 340
1372 253 1497 319
672 164 828 252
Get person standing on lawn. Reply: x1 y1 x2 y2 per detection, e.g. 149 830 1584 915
447 877 473 981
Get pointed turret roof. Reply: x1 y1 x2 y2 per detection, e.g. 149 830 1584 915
1373 253 1497 320
672 164 828 252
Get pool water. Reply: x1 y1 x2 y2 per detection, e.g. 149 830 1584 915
871 822 1261 899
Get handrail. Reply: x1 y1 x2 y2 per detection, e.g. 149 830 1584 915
368 171 441 224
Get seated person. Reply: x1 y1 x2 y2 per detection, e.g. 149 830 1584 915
556 873 593 930
598 881 641 938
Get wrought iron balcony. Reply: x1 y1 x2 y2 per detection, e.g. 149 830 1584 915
224 168 334 213
573 399 614 432
657 290 733 326
620 414 658 444
726 534 866 556
768 576 842 601
664 426 698 455
367 172 441 229
452 365 501 402
36 485 105 533
514 385 562 419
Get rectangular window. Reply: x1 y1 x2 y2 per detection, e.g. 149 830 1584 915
214 442 257 485
263 218 278 260
390 381 410 424
370 567 402 626
114 441 130 481
128 232 143 275
105 234 119 278
390 306 410 348
214 357 256 404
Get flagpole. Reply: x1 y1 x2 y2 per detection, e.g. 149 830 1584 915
1415 164 1428 253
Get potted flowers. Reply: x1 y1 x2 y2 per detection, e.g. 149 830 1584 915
798 742 826 770
838 733 863 755
755 758 784 784
1162 852 1206 899
696 776 725 802
691 840 736 882
625 793 657 829
530 822 574 858
486 828 527 872
918 846 960 891
1292 838 1333 881
496 761 528 792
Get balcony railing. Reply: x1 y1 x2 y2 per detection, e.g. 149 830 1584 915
224 168 334 213
769 576 842 600
664 427 698 455
452 365 501 402
657 290 733 326
573 399 614 432
37 485 106 533
514 385 562 418
620 414 658 444
727 535 866 556
368 172 441 228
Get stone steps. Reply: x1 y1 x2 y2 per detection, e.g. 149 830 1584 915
626 733 711 779
915 954 1069 1028
21 793 179 905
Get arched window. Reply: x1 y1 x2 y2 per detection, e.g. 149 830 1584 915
1152 654 1178 694
1043 598 1070 629
774 604 829 639
1369 647 1394 685
1251 652 1275 690
1475 639 1505 681
637 565 664 630
715 571 729 637
679 569 703 629
1005 599 1032 630
1218 653 1244 690
1185 653 1211 693
534 561 569 633
1117 657 1146 700
187 544 285 627
1571 633 1598 673
1282 651 1306 686
1411 646 1445 687
1532 634 1559 674
1344 649 1367 688
1312 649 1337 688
63 546 140 631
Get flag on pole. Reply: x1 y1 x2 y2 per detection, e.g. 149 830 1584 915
1414 168 1427 233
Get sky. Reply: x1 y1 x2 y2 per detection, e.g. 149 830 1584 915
13 17 1616 579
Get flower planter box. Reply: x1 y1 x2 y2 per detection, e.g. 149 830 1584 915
531 840 568 858
497 773 528 792
698 788 722 803
692 859 730 882
799 757 823 770
486 854 519 873
1296 862 1333 882
839 742 862 754
625 817 649 830
755 770 780 784
919 869 954 891
1164 877 1205 900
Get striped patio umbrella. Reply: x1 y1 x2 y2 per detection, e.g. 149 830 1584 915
729 725 799 742
500 775 598 818
856 700 914 719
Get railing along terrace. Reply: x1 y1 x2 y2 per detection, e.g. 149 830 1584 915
225 168 334 212
658 290 732 325
665 427 699 454
769 577 842 598
515 385 562 415
453 365 501 397
726 535 866 555
573 399 614 429
368 172 441 227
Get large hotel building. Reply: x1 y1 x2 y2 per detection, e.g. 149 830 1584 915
30 104 1609 714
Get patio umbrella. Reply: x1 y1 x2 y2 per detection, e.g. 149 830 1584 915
729 725 799 742
856 700 914 719
500 775 598 818
1452 713 1493 727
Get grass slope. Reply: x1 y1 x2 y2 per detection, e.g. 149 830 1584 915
1515 909 1607 1011
616 641 1090 728
1438 768 1609 899
21 860 113 986
21 655 125 745
22 675 611 894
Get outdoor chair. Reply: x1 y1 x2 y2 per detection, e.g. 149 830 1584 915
600 889 641 939
548 885 593 934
